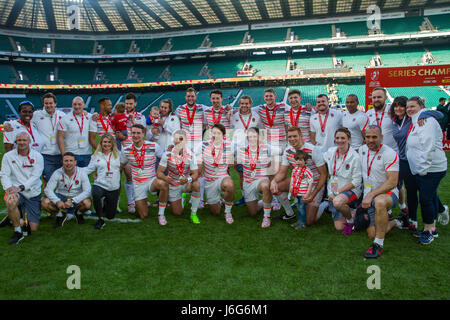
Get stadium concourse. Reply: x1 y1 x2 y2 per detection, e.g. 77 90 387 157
0 0 449 301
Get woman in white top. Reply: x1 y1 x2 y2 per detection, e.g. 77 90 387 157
406 97 448 245
155 98 181 152
84 133 121 230
323 127 362 235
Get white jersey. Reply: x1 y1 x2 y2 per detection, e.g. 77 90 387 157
342 110 369 149
366 105 398 152
310 109 343 152
0 149 44 199
323 146 362 198
359 144 399 198
84 152 121 191
3 120 45 153
158 113 181 152
58 111 92 155
31 109 66 155
45 166 91 204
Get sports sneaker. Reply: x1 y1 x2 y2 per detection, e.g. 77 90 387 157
8 231 24 245
438 205 449 225
291 220 306 230
395 212 410 230
75 213 85 225
54 215 67 228
225 213 234 224
261 216 271 228
342 222 354 235
128 203 136 214
94 219 105 230
272 198 281 211
387 209 393 219
417 230 434 245
190 213 200 224
273 212 296 220
116 206 122 214
413 229 438 238
158 214 167 226
0 215 11 228
235 196 246 206
364 243 383 259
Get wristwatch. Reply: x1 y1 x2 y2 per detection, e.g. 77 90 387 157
19 185 25 192
187 176 193 183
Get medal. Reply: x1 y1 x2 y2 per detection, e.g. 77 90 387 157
174 150 187 177
247 145 259 178
250 171 256 178
318 111 329 137
265 104 277 128
289 106 302 127
321 132 326 137
132 143 146 174
211 142 224 168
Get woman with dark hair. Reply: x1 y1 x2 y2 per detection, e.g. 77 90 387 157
406 97 448 245
390 96 445 231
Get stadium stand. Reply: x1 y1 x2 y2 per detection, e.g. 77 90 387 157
170 34 206 51
428 14 450 31
380 17 425 35
207 31 245 47
250 28 287 43
291 24 331 40
333 21 368 38
97 40 131 55
246 57 287 76
204 59 243 78
387 86 446 108
378 47 425 67
54 39 95 55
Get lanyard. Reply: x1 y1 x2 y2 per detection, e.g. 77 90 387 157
73 112 84 134
173 150 187 176
394 116 406 130
367 144 382 177
239 113 253 130
20 150 34 167
62 168 78 193
289 106 302 127
104 152 112 172
211 107 223 126
265 105 277 127
186 105 197 126
318 111 329 133
99 114 111 133
50 113 58 132
18 120 35 142
375 109 385 127
247 145 260 171
333 147 349 176
132 143 146 170
211 142 224 167
292 166 307 195
406 123 414 140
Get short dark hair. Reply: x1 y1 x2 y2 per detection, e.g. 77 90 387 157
18 101 35 112
335 127 352 139
439 97 446 103
63 152 76 160
98 97 110 106
186 87 196 95
209 89 223 98
125 92 137 102
240 95 253 105
346 94 359 104
42 92 57 104
390 96 408 120
317 94 328 101
131 123 146 134
288 89 301 97
247 127 260 136
294 149 309 161
212 123 226 136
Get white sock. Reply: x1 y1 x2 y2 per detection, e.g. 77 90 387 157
374 237 384 247
399 202 406 209
158 202 167 216
191 192 201 214
66 214 74 220
224 201 233 214
56 211 63 217
275 193 295 216
263 203 271 217
346 218 354 224
199 176 205 199
15 226 22 233
124 181 134 205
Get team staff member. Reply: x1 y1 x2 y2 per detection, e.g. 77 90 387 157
360 125 399 259
3 101 44 153
120 124 169 225
57 97 92 168
310 94 343 152
341 94 368 150
407 97 448 244
270 126 327 225
202 124 235 224
238 127 273 228
285 89 312 143
323 128 362 235
42 152 92 227
84 134 121 230
157 130 201 224
0 132 44 244
157 98 181 152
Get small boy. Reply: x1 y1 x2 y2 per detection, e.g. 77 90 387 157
288 150 314 229
146 106 161 142
110 102 128 150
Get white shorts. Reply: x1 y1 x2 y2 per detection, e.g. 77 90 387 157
169 184 188 203
243 178 269 202
133 177 157 201
205 175 229 205
310 185 325 207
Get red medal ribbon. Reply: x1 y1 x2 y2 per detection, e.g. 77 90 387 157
333 147 349 177
265 104 277 128
132 143 146 170
99 114 111 133
247 145 260 171
211 142 224 167
292 166 307 195
73 112 84 134
211 107 223 126
375 109 385 127
186 105 197 127
289 106 302 127
21 150 34 167
174 150 187 176
406 123 414 140
105 152 112 172
239 113 253 130
367 144 382 177
18 120 35 143
318 111 329 134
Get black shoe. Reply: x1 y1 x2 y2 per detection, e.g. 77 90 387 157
54 215 67 228
8 231 24 245
94 219 105 230
395 212 409 230
0 216 11 228
75 213 85 225
273 212 296 220
364 243 383 259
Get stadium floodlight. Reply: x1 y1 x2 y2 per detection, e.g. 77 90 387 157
252 51 266 55
292 48 307 53
272 50 286 54
313 47 325 52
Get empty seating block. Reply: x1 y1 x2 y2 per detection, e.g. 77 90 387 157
55 39 94 54
208 31 245 47
380 17 424 35
169 61 207 81
250 28 287 43
388 87 445 108
428 14 450 31
206 60 243 78
291 24 331 40
335 50 375 72
378 47 424 67
334 21 368 37
247 58 287 76
99 40 131 54
170 35 205 51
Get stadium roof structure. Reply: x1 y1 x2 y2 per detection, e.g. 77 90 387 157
0 0 449 34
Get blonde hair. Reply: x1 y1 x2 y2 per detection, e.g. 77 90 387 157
94 133 119 159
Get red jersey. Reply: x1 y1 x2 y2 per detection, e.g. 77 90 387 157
111 113 128 132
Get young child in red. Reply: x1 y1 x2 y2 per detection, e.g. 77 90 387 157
110 102 128 150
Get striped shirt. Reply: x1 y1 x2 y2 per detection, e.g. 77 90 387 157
282 143 324 185
89 113 116 136
253 103 288 146
290 166 314 196
202 140 233 183
159 150 198 187
284 105 311 143
203 106 232 129
120 140 162 184
175 104 207 141
239 144 271 184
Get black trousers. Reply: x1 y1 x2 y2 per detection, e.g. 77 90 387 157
92 185 120 219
